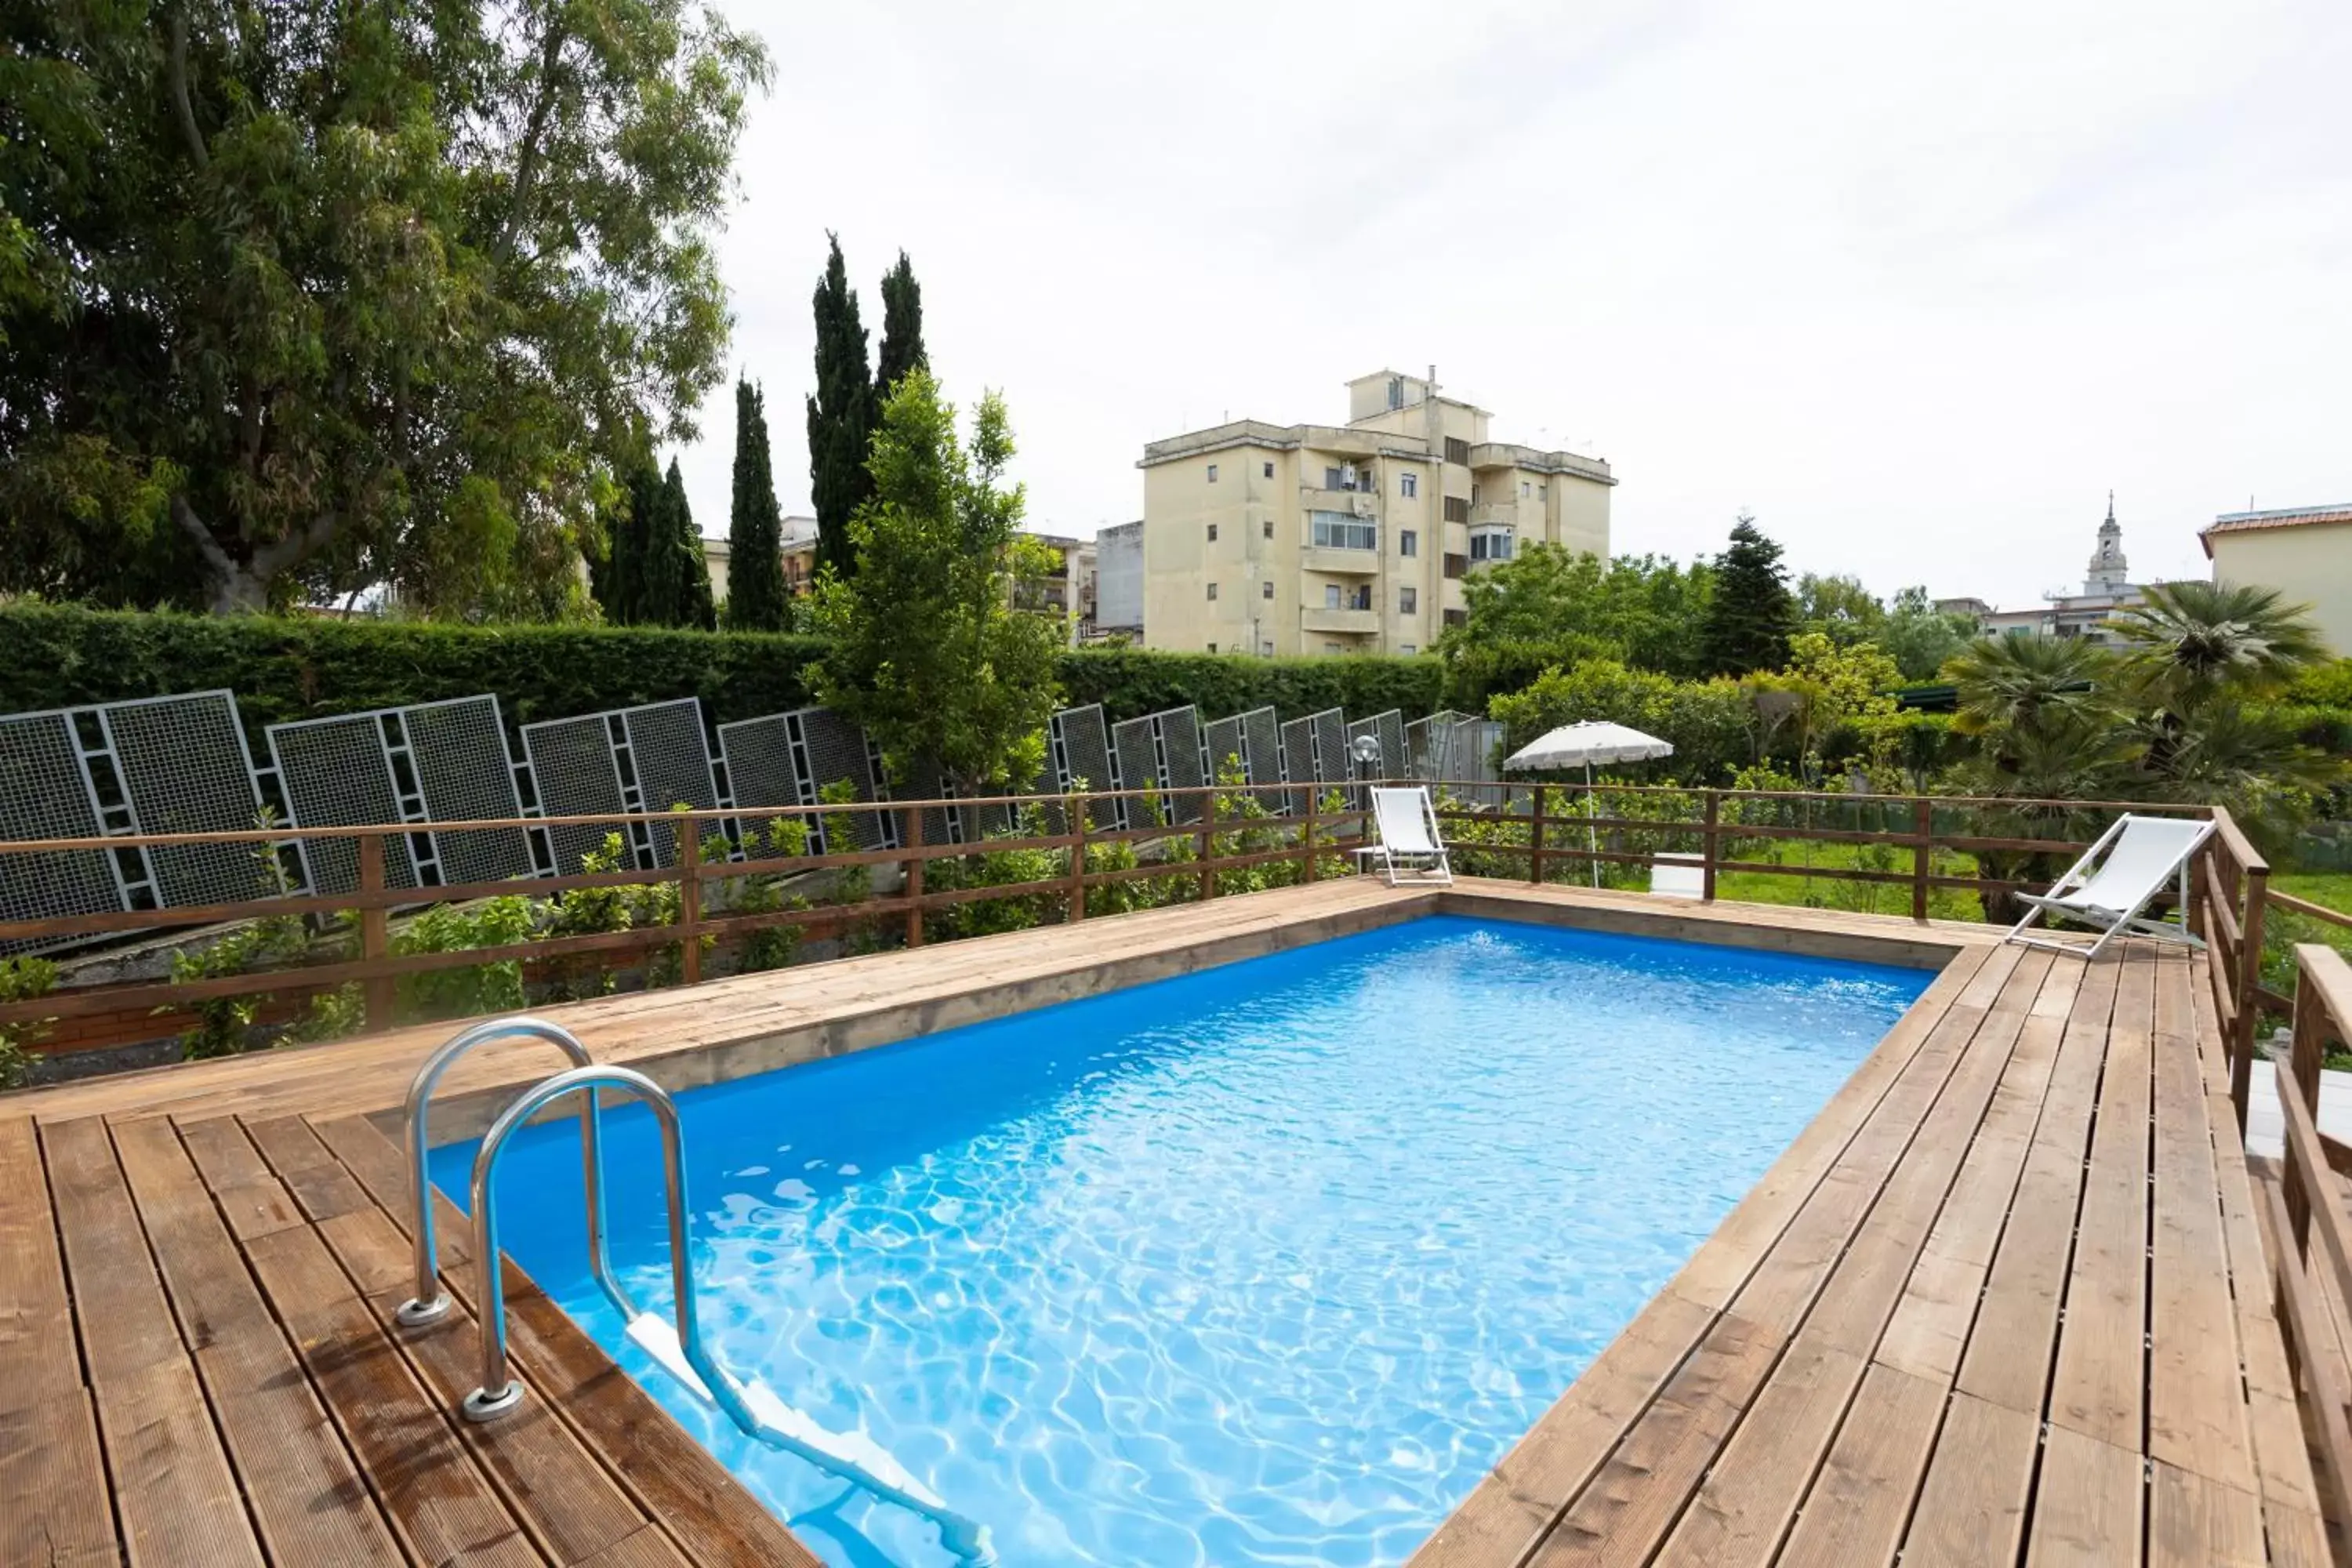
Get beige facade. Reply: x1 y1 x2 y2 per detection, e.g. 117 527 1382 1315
700 516 819 607
2201 504 2352 655
1136 370 1614 655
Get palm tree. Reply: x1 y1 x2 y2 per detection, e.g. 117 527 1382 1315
1944 633 2118 739
2110 580 2328 713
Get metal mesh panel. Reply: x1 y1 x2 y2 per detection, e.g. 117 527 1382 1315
521 715 627 877
1110 716 1163 828
401 697 534 887
1157 707 1206 824
622 699 719 866
1279 715 1318 813
103 692 270 907
717 716 797 811
1239 706 1285 811
1345 710 1407 782
1406 711 1471 782
1311 710 1349 786
884 756 956 848
786 708 891 851
269 716 418 896
1202 716 1246 783
0 711 121 953
1049 705 1118 829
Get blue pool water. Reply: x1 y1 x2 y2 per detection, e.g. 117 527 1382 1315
433 916 1927 1567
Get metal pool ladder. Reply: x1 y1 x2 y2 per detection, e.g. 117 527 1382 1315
400 1018 999 1566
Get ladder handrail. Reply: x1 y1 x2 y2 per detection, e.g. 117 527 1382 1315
397 1016 630 1328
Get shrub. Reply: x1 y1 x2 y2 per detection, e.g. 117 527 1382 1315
0 956 59 1090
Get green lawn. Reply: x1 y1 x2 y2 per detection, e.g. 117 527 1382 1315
2277 872 2352 917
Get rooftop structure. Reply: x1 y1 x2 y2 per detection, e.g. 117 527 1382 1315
2201 503 2352 653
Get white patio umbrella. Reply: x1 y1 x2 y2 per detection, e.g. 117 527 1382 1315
1502 720 1675 887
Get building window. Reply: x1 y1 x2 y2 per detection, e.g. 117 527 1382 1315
1443 608 1466 628
1325 641 1341 654
1325 584 1341 609
1469 525 1515 561
1207 463 1218 482
1387 376 1404 409
1442 495 1471 524
1206 582 1218 601
1261 580 1274 600
1399 528 1417 557
1324 465 1343 489
1207 642 1217 653
1443 552 1468 579
1262 518 1274 539
1444 436 1471 466
1522 481 1531 498
1207 522 1218 542
1309 512 1377 550
1262 461 1273 479
1261 640 1275 655
1399 586 1417 615
1470 483 1480 505
1399 643 1417 655
1400 474 1417 499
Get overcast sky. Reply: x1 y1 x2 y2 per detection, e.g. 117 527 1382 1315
670 0 2352 612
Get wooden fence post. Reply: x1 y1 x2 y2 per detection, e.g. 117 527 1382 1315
1530 784 1546 885
1065 793 1087 924
903 805 924 949
358 831 394 1034
1911 797 1933 924
2238 866 2269 1118
677 822 702 985
1701 792 1719 903
1303 792 1319 883
2287 973 2322 1250
1197 801 1214 903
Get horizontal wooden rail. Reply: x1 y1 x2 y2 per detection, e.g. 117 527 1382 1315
2270 942 2352 1523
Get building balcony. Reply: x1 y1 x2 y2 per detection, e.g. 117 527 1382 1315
1468 503 1524 528
1301 545 1382 575
1301 606 1380 635
1301 487 1378 516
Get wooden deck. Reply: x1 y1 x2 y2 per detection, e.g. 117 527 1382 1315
0 880 2326 1567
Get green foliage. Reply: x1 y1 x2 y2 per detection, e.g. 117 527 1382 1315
1439 546 1715 681
0 604 829 733
1489 659 1755 783
1055 647 1443 725
392 897 538 1022
807 234 875 582
716 815 812 973
876 251 927 398
808 371 1065 794
0 956 59 1091
168 823 347 1058
922 806 1068 941
1746 633 1904 776
1795 573 1886 648
599 459 715 629
0 1 768 616
1880 587 1981 684
1698 515 1798 677
725 379 790 632
2112 580 2332 712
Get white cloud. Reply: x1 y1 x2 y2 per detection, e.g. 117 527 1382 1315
673 0 2352 611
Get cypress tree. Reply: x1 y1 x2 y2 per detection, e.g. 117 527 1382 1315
1697 513 1798 675
875 249 927 399
596 459 666 624
666 458 717 631
726 377 789 630
806 234 873 582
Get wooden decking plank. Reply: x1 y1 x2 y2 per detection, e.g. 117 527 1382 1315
177 1114 306 1241
1773 1361 1947 1568
220 1156 543 1568
2147 953 2258 1494
245 1112 377 1221
1897 1389 2039 1568
1666 946 1992 1316
310 1111 828 1568
1956 954 2122 1417
2023 1422 2142 1568
2047 951 2156 1451
1522 1311 1784 1567
109 1117 406 1568
2147 1460 2265 1568
0 1116 120 1568
1800 950 2051 1360
42 1116 267 1568
1405 1291 1717 1568
1647 1331 1867 1568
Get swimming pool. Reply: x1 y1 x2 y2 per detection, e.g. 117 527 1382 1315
433 914 1929 1567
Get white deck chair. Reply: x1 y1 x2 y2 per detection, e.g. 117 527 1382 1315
2004 813 2216 960
1649 851 1705 899
1354 786 1454 887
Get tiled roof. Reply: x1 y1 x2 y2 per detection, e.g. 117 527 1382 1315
2199 503 2352 557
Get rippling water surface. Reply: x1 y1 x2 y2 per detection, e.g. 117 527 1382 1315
435 915 1926 1567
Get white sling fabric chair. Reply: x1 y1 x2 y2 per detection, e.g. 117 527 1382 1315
1356 786 1454 887
2004 813 2216 959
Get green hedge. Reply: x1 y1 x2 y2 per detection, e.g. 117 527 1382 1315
0 604 1446 737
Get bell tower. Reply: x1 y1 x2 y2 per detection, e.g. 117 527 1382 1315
2085 491 2129 594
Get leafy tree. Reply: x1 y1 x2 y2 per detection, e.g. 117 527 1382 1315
806 234 874 582
0 1 768 615
1441 545 1715 682
1697 515 1798 676
2111 580 2328 715
1746 632 1902 771
1880 586 1980 684
1945 633 2118 743
875 250 927 399
1488 659 1754 783
664 460 716 632
806 370 1064 794
599 457 711 628
725 379 789 630
1795 572 1886 648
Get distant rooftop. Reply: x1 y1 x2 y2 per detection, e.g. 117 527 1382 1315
2201 503 2352 556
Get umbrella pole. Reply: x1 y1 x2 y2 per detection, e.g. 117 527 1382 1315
1586 760 1599 888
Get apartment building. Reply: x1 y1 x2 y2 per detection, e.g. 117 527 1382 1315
1136 369 1614 655
2202 503 2352 654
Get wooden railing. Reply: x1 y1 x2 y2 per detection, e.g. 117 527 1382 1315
2264 941 2352 1520
2200 806 2273 1131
